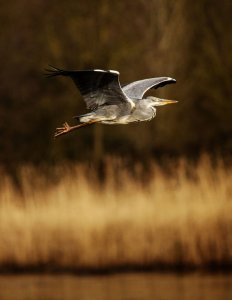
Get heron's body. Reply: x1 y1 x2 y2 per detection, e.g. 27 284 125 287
45 67 177 137
79 99 156 124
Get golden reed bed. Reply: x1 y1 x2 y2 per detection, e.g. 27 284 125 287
0 156 231 272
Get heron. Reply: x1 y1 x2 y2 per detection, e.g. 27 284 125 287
45 66 177 138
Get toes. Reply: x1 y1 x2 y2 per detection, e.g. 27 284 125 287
64 122 70 129
54 130 64 138
54 128 63 138
54 122 71 138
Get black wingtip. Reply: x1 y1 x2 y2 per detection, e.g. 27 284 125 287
154 78 177 89
166 77 176 84
43 65 65 78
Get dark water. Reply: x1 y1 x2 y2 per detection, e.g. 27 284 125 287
0 273 232 300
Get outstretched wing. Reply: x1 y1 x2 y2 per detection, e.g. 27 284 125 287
122 77 176 99
45 66 130 109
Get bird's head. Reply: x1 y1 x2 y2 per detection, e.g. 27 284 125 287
147 96 178 107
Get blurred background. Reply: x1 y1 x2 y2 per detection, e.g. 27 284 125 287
0 1 232 299
0 0 231 173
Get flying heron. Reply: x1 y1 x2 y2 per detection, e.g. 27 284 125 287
45 66 177 138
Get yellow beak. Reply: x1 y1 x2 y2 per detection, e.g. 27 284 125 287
162 99 178 105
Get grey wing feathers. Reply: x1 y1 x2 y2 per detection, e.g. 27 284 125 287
122 77 176 99
45 66 129 109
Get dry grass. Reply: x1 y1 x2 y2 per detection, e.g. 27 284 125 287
0 156 232 272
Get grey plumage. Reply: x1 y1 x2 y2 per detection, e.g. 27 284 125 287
122 77 176 99
45 66 132 109
45 66 177 138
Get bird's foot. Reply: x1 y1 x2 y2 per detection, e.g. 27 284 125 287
54 120 98 138
54 122 71 138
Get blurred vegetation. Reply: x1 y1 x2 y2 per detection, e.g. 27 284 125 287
0 0 231 172
0 156 232 272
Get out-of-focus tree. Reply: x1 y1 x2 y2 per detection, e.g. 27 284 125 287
0 0 231 173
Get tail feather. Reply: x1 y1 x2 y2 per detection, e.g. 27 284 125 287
73 112 95 122
73 113 87 120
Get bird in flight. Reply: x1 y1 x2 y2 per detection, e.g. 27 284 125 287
45 66 177 138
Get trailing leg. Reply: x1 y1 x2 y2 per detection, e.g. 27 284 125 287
54 120 98 138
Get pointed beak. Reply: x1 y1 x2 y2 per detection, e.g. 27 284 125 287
162 99 178 105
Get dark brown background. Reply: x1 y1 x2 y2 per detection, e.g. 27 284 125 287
0 0 231 172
